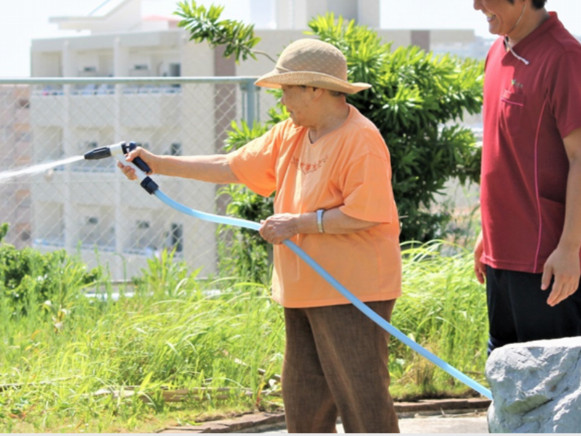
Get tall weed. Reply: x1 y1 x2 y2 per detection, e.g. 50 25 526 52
0 242 488 432
390 241 488 398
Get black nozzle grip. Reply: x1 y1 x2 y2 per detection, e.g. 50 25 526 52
133 157 151 174
123 141 152 174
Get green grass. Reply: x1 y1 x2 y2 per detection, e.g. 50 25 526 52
390 241 488 399
0 242 488 432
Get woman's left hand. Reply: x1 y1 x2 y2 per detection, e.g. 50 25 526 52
259 213 300 244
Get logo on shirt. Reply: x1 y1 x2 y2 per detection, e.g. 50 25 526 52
511 79 524 90
291 156 328 174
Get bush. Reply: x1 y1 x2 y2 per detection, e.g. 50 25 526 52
214 122 274 285
176 3 484 279
0 223 102 317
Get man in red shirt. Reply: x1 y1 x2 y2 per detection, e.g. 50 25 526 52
473 0 581 353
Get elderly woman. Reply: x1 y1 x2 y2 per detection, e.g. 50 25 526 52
119 38 402 433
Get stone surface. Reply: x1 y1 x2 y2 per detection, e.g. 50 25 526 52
158 398 490 433
486 336 581 433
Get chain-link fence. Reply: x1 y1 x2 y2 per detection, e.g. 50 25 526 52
0 77 276 280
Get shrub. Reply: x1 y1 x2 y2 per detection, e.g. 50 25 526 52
175 3 484 279
0 223 102 317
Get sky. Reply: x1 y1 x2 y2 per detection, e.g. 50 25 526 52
1 0 580 77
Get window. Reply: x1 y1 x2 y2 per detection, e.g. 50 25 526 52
170 143 182 156
137 220 150 229
170 223 183 253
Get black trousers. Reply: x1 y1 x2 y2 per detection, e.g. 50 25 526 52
486 266 581 354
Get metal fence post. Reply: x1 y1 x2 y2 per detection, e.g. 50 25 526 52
242 79 258 126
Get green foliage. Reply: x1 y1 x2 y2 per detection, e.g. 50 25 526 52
0 241 487 432
0 224 102 317
179 6 483 247
175 1 260 62
217 184 273 285
0 223 7 241
132 248 202 298
217 121 273 284
390 241 488 398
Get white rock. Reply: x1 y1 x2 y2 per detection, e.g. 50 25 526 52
486 336 581 433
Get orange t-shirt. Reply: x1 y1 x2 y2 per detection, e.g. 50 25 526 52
227 105 401 308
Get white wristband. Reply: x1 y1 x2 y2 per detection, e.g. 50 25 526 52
316 209 325 233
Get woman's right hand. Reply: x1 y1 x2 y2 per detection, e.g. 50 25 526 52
117 147 157 180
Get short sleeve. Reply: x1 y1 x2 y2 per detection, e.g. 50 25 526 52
549 49 581 139
339 131 395 223
227 128 279 197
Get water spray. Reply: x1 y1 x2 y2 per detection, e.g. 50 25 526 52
82 142 493 400
0 156 84 183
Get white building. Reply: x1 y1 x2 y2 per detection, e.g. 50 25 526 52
0 86 32 249
27 0 478 279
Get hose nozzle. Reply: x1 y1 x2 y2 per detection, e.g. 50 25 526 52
84 141 158 194
84 141 132 161
84 146 113 160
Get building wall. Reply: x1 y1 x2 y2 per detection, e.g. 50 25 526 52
0 86 32 249
29 30 225 279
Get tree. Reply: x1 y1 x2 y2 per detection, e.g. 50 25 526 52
307 15 483 241
175 2 484 279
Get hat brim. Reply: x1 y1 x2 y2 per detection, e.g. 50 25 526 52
255 71 371 94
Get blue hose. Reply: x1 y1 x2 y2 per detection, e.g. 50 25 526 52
154 189 492 400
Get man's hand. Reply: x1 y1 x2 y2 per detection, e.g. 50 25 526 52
542 246 581 306
474 232 486 284
543 127 581 306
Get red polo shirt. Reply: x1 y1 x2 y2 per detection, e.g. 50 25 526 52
480 13 581 273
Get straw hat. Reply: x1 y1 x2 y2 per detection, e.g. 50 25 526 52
255 38 371 94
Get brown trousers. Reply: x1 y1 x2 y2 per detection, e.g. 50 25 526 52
282 300 399 433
